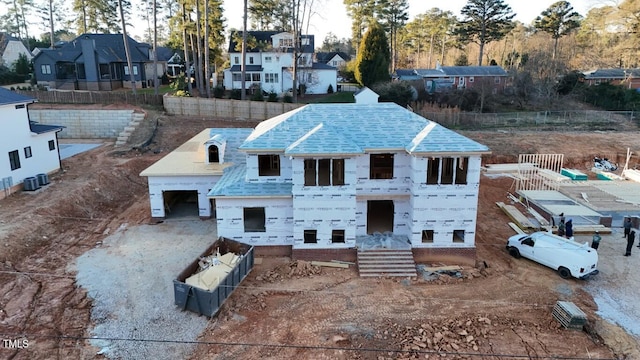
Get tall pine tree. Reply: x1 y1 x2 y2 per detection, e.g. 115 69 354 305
456 0 515 66
355 22 390 86
534 1 581 59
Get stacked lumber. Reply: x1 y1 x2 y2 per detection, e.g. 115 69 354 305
496 202 536 230
484 163 536 175
573 224 612 234
552 301 587 330
537 168 571 182
623 169 640 183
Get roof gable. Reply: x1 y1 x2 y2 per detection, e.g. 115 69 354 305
54 34 149 63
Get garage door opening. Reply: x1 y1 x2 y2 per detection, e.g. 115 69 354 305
367 200 394 234
163 190 199 218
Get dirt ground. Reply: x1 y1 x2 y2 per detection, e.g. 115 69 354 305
1 106 639 359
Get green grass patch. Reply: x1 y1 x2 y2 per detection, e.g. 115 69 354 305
307 92 355 103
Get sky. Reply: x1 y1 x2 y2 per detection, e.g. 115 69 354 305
222 0 604 45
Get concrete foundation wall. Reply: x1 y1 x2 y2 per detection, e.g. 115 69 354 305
292 248 357 262
146 175 220 218
29 109 135 138
412 247 476 266
215 197 294 246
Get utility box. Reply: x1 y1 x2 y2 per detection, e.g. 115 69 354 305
173 237 254 317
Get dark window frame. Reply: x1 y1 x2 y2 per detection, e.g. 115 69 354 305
243 207 266 232
24 146 32 158
453 230 465 243
8 150 20 171
422 230 434 243
258 154 280 176
455 157 469 185
304 229 317 243
331 230 345 243
48 140 56 151
370 153 394 179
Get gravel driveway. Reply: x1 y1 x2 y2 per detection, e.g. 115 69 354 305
581 228 640 339
70 219 217 359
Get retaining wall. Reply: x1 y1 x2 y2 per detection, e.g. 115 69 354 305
164 96 302 120
29 109 135 138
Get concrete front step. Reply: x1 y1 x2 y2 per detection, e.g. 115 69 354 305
357 249 417 277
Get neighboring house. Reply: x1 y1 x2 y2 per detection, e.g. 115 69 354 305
33 34 170 91
0 88 63 199
315 51 351 68
582 68 640 89
394 65 509 93
166 53 184 77
140 101 490 263
222 31 337 95
143 46 174 87
0 33 33 69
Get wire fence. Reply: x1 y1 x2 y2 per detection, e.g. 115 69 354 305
417 108 638 130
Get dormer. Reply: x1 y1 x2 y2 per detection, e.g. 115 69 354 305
272 32 294 49
205 134 227 164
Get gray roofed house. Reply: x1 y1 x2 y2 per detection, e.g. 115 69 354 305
32 33 169 91
582 68 640 89
394 65 509 93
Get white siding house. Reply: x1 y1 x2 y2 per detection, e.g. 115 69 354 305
222 31 337 95
0 33 33 69
0 88 63 199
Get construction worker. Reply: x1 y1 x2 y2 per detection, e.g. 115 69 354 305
558 219 566 237
625 230 635 256
591 231 601 250
624 218 632 238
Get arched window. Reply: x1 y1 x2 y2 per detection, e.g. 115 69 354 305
209 145 220 163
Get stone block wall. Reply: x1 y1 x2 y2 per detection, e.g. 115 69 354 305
29 109 135 139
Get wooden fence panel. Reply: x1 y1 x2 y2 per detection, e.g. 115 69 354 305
15 90 164 106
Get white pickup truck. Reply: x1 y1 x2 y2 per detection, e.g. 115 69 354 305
506 231 598 279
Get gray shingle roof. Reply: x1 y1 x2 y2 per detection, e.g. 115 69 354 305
30 122 64 134
228 31 314 53
583 68 640 79
38 34 150 63
439 66 508 76
0 88 35 105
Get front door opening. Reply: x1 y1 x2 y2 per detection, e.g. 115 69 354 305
367 200 394 234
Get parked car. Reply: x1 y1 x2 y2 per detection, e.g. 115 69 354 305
506 231 598 279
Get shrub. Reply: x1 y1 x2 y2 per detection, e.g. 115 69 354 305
327 84 334 93
267 92 278 102
251 87 264 101
230 89 242 100
174 90 191 97
213 86 225 98
283 94 293 103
